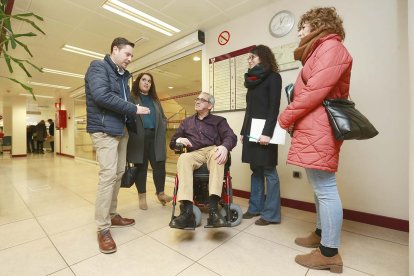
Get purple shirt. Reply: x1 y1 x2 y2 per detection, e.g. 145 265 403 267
170 113 237 152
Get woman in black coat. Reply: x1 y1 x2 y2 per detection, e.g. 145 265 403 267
240 45 282 225
126 73 172 210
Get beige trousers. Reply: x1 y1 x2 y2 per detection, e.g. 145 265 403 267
90 131 128 231
176 146 224 202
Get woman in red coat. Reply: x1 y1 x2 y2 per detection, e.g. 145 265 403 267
279 7 353 273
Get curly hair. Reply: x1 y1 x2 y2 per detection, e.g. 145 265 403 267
131 72 160 102
298 7 346 40
250 45 279 72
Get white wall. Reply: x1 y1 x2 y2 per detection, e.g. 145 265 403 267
11 97 26 155
204 0 409 220
408 0 413 273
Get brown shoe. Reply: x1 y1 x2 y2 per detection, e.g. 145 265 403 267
157 192 172 206
97 229 116 254
242 212 260 219
295 232 321 248
295 248 343 273
111 214 135 227
254 218 279 226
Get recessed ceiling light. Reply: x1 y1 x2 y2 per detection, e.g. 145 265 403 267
28 81 71 90
42 68 84 78
62 44 105 59
102 0 180 36
193 56 201 61
168 86 174 89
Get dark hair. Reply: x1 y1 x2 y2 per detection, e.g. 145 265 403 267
131 72 159 102
298 7 346 40
110 37 135 53
250 45 279 72
47 119 53 123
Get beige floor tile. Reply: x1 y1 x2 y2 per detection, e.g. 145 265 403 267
198 232 307 276
70 235 194 276
0 204 33 226
244 215 315 252
0 237 67 275
307 267 371 275
150 225 240 261
37 205 95 235
281 206 317 224
123 206 173 234
0 218 46 250
177 263 218 276
342 219 408 245
50 222 144 265
49 268 76 276
341 231 408 275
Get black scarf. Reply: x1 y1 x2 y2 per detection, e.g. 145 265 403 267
244 64 271 89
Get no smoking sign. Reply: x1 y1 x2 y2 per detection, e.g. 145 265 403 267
218 31 230 46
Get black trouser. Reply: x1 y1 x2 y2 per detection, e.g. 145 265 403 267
50 140 54 152
36 141 44 153
134 128 166 194
27 137 35 153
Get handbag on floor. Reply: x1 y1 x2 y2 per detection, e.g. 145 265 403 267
323 98 379 140
121 162 137 188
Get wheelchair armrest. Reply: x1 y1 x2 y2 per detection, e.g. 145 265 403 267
174 142 186 154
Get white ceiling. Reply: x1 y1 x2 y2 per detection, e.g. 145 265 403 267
0 0 273 111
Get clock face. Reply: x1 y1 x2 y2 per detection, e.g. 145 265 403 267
269 10 295 38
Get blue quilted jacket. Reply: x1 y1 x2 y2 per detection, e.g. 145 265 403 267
85 55 137 136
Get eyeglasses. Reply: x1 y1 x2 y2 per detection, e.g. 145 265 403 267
194 97 209 103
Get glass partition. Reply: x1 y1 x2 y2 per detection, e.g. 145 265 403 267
74 95 96 161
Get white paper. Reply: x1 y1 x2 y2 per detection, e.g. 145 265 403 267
249 118 286 144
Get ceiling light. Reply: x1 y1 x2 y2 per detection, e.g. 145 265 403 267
193 56 201 61
168 86 174 89
20 94 54 99
42 68 84 78
102 0 180 36
62 44 105 59
28 81 71 90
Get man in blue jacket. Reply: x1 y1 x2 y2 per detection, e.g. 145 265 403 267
85 37 150 254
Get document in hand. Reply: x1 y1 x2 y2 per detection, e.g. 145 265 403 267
249 118 286 144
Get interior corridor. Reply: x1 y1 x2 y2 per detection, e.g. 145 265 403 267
0 154 408 275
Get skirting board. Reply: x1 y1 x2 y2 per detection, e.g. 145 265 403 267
56 153 75 158
232 189 408 232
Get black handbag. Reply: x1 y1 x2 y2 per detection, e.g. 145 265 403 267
121 163 137 188
323 99 379 140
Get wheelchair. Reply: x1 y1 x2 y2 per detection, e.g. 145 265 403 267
170 143 243 228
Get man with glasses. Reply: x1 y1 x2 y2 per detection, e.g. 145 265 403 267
169 92 237 230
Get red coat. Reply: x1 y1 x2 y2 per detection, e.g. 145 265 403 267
279 34 353 172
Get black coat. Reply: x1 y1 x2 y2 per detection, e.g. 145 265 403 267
240 72 282 166
126 95 167 163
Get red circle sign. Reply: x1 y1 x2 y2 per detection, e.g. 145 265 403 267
218 31 230 45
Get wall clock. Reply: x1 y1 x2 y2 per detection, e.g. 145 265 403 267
269 10 295 38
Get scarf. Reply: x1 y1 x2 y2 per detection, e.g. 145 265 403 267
294 29 330 65
244 64 272 89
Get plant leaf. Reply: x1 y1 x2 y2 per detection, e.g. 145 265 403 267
0 76 36 100
3 52 13 73
14 40 33 57
12 16 45 34
12 12 43 21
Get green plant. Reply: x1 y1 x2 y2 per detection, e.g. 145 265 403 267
0 0 45 99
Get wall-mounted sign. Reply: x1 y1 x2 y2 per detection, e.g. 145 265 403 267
218 31 230 46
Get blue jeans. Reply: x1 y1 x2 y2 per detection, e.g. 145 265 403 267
305 168 343 248
247 165 281 222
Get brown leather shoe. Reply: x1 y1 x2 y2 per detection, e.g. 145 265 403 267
111 214 135 227
97 229 116 254
295 232 321 248
295 248 343 273
254 218 279 226
242 212 260 219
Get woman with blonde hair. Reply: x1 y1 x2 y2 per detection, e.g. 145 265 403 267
279 7 352 273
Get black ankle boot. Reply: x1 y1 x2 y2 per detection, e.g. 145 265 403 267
205 208 229 228
169 201 196 230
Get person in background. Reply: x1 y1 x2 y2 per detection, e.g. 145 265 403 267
278 7 353 273
127 72 172 210
85 37 150 254
240 45 282 226
169 92 237 230
47 119 55 153
26 125 36 153
35 120 47 154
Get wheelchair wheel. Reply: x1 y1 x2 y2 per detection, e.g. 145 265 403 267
219 203 243 227
193 205 202 227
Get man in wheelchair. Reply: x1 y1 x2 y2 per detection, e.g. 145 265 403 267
169 92 237 230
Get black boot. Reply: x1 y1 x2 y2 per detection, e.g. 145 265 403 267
205 195 229 228
169 201 196 230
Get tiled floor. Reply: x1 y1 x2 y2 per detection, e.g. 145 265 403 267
0 154 408 275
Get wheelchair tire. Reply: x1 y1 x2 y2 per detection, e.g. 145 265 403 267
193 205 202 227
220 203 243 227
